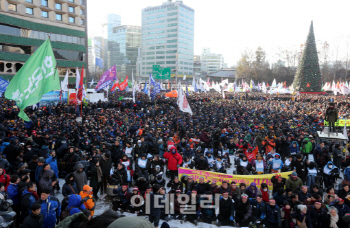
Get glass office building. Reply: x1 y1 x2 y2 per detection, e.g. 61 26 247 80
141 0 194 80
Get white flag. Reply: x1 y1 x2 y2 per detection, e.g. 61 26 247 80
183 75 186 80
61 70 69 92
341 85 350 95
75 67 80 90
177 83 192 115
89 79 94 88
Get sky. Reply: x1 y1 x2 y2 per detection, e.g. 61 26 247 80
87 0 350 67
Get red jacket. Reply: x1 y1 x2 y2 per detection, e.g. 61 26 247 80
164 147 183 171
0 170 10 191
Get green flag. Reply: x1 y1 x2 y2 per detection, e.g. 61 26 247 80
5 38 60 121
118 96 124 100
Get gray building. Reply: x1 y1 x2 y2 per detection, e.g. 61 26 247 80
140 0 194 80
108 25 141 79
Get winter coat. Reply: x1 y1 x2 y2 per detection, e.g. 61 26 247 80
62 173 78 197
292 208 312 228
167 180 183 193
0 157 10 172
330 201 350 217
111 145 123 163
219 197 235 217
63 152 80 174
21 189 37 217
273 192 287 207
271 176 286 194
309 205 327 228
112 187 131 205
36 195 61 228
55 212 84 228
35 165 44 183
0 142 9 154
45 156 58 179
0 170 10 191
200 197 215 217
298 191 311 203
114 165 127 185
301 138 313 154
163 147 183 171
79 191 95 216
73 163 87 193
183 147 194 158
89 164 102 188
38 169 54 196
181 176 196 193
265 205 281 225
7 183 19 205
21 212 44 228
235 200 252 221
285 176 303 192
249 198 266 220
245 185 262 198
196 182 210 195
67 194 86 216
149 193 165 216
99 154 112 177
255 134 264 148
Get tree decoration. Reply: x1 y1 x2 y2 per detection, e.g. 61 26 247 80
293 21 322 92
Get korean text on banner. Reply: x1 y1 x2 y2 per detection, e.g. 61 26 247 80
178 167 292 190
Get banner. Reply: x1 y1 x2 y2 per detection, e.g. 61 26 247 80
0 77 9 96
40 91 67 106
95 65 117 91
5 38 60 121
119 76 128 91
325 119 350 127
178 167 292 190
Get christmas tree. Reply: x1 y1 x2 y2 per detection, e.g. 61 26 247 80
293 21 322 91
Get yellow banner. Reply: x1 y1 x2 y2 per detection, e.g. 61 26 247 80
324 119 350 126
178 167 292 190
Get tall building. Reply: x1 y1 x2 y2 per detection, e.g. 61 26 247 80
193 55 207 78
201 47 224 73
140 0 194 80
0 0 88 82
88 38 105 79
107 14 121 40
108 25 141 79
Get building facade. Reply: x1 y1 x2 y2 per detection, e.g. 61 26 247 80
140 0 194 80
108 25 141 79
0 0 87 82
88 38 105 80
193 55 208 78
201 47 224 74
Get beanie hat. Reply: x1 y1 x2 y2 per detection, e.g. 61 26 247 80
291 172 298 177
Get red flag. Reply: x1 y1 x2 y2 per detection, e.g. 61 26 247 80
267 83 270 87
119 75 128 91
111 78 119 91
77 65 84 101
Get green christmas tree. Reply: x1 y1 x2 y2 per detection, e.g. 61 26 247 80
293 21 322 91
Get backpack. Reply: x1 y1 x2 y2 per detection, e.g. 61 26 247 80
60 206 76 220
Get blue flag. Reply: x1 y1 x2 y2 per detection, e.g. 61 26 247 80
149 74 156 86
151 83 161 100
186 82 189 96
0 77 9 97
143 82 149 94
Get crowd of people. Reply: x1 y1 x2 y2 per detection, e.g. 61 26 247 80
0 91 350 228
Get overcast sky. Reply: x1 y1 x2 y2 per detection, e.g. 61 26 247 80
87 0 350 66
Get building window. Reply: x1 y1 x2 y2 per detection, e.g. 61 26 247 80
41 0 48 7
8 4 17 12
56 14 62 21
68 0 74 2
69 6 75 13
80 9 83 15
55 3 62 10
26 8 34 15
69 17 75 23
25 0 33 3
42 11 48 18
81 19 84 25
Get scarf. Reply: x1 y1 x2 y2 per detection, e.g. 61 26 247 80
28 189 39 200
330 214 339 228
260 187 269 202
96 166 102 183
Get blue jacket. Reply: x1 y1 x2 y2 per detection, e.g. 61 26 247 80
200 197 215 217
36 196 61 228
345 167 350 181
330 200 350 217
67 194 86 215
7 183 19 205
112 187 130 205
0 142 9 153
265 204 281 225
46 156 59 179
35 165 44 183
249 198 266 219
21 189 37 217
273 192 287 207
290 142 300 155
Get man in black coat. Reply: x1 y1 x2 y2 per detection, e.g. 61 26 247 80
62 147 80 174
99 152 112 194
217 192 235 226
113 163 127 185
111 140 123 164
291 154 306 183
21 203 44 228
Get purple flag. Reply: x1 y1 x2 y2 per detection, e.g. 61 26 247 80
95 65 117 91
